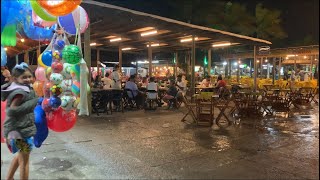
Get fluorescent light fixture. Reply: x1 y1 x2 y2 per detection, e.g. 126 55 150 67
137 60 159 64
233 62 238 66
110 37 122 42
239 65 245 68
122 47 132 51
141 30 158 36
238 61 241 64
180 37 198 43
265 59 268 62
222 62 227 65
287 54 297 57
20 38 25 42
304 56 307 59
4 47 7 51
90 42 97 46
285 57 289 59
146 43 160 47
212 42 231 47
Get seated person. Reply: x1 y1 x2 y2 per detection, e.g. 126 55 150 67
215 74 227 96
141 77 148 87
125 75 145 108
176 75 187 96
147 77 158 91
101 72 113 90
200 75 212 87
162 80 178 105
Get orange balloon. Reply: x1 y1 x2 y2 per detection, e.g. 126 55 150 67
37 0 82 16
33 80 44 97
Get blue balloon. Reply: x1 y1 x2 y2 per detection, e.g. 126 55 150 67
49 96 61 108
1 0 25 33
54 40 65 51
42 50 53 67
34 97 49 148
1 46 7 66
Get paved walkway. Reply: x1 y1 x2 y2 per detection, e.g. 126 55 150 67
1 103 319 179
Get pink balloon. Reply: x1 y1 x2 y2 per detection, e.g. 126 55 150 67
32 11 57 28
47 107 77 132
1 101 7 143
35 67 47 81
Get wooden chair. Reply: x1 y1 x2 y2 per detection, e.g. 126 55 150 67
195 95 214 126
181 95 197 123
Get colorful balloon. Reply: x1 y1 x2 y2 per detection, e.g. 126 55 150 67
70 64 80 80
47 107 77 132
1 101 6 143
35 67 47 81
61 63 72 79
49 96 61 108
62 45 82 64
50 73 63 85
32 11 56 28
58 6 89 35
60 95 76 111
37 0 82 17
43 81 53 98
1 46 7 66
46 67 52 79
33 98 49 148
71 80 80 97
41 98 52 112
52 50 62 61
33 80 44 97
53 40 65 50
30 0 57 22
60 79 73 92
41 50 53 67
1 24 16 46
50 85 63 96
51 61 63 73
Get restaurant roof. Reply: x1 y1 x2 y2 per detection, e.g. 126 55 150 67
5 0 272 57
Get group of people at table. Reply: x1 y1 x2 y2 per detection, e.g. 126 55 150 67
91 65 228 109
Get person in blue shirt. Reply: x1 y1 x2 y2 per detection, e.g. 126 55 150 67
125 75 145 108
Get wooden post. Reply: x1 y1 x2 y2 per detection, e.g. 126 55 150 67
118 46 122 74
237 58 240 83
278 57 282 79
253 46 257 92
294 55 297 71
174 52 178 78
84 21 92 115
272 57 276 84
208 49 212 76
310 54 314 80
260 57 263 78
24 51 29 65
228 59 232 77
97 49 100 76
190 35 196 98
148 42 152 77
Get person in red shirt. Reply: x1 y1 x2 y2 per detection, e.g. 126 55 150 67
215 74 226 88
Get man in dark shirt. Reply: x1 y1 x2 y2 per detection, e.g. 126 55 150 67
162 80 178 105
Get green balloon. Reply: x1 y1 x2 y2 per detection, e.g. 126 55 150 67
30 0 57 22
62 45 82 64
1 25 16 46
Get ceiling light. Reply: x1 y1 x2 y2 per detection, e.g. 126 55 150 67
141 30 158 37
233 62 238 66
90 42 97 46
20 38 25 42
304 56 307 59
287 54 297 57
122 47 132 51
212 42 231 47
257 60 260 63
222 62 227 65
285 57 289 59
110 37 122 42
238 61 241 64
265 59 268 62
4 47 8 51
180 37 198 43
146 43 160 47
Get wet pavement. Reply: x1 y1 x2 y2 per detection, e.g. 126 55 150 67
1 102 319 179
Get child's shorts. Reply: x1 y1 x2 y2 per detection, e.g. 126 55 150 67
6 137 34 154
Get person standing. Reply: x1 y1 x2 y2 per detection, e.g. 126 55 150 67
1 62 38 180
111 64 122 89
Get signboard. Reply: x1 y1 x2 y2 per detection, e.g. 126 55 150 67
258 46 270 55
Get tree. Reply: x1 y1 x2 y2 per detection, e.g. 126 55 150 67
255 3 287 41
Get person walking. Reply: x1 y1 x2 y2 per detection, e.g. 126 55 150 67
1 62 38 180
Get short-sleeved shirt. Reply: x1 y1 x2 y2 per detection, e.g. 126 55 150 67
101 77 113 89
111 71 121 89
167 85 178 97
216 80 226 88
147 82 158 91
125 81 138 98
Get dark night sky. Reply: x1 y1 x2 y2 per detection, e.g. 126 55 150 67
100 0 319 46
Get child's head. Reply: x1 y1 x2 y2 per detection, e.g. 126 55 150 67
11 62 33 85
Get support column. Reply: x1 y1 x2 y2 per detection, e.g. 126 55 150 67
148 42 152 77
15 55 18 65
267 61 270 79
118 46 122 74
272 57 276 84
278 57 282 79
24 51 29 65
224 58 228 78
84 21 92 115
310 55 314 80
294 55 297 71
97 49 100 76
190 35 196 98
260 57 263 78
249 59 252 78
208 49 212 76
237 58 240 83
253 46 257 92
174 52 178 78
228 59 232 77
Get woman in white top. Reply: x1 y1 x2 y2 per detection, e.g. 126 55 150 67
111 65 122 89
101 72 113 89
